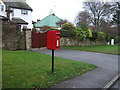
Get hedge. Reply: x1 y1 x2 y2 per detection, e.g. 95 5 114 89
60 30 75 37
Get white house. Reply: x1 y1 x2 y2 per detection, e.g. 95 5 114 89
0 0 33 30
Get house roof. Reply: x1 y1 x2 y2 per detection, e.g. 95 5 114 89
12 18 28 24
2 0 32 11
0 15 5 18
0 15 8 20
35 13 61 28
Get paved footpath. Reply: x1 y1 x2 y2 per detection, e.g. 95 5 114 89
31 48 119 88
111 78 120 89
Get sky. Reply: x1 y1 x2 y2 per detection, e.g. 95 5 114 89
26 0 85 23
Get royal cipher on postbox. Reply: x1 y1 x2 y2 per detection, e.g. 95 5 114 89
47 30 60 50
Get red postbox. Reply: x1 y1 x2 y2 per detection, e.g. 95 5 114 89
47 29 60 73
47 30 60 50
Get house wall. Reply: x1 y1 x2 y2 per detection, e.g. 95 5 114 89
11 7 33 29
21 24 27 31
0 0 33 29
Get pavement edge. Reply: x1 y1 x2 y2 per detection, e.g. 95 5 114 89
103 73 120 90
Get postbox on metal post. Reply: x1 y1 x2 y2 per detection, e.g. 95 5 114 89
47 29 60 73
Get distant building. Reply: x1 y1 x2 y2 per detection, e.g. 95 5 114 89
34 13 62 32
0 0 33 30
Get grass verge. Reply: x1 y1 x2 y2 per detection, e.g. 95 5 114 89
2 50 96 88
63 45 119 55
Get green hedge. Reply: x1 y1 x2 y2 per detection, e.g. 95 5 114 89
60 30 75 37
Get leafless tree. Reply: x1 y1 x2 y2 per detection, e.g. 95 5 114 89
56 19 69 27
83 2 113 30
112 2 120 35
75 11 90 26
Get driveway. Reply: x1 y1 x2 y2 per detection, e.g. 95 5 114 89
31 48 119 88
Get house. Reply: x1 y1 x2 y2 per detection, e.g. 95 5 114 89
34 13 62 32
0 0 33 30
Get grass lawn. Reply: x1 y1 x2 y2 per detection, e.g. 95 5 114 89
63 45 119 55
2 50 96 88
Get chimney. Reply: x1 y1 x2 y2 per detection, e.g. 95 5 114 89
37 19 40 22
52 13 55 16
6 7 13 20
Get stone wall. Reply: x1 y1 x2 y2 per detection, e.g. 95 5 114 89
26 29 31 50
2 21 31 50
60 37 107 46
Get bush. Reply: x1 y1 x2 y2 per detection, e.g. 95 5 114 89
87 29 92 38
75 27 87 41
91 30 98 41
97 32 106 41
114 36 120 44
76 22 88 31
118 36 120 44
32 28 35 31
106 34 112 42
61 23 75 31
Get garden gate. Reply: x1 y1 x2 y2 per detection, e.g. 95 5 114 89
32 31 47 48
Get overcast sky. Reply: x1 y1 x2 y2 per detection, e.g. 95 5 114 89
26 0 85 23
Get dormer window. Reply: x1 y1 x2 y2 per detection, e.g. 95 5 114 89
21 10 28 15
1 5 4 11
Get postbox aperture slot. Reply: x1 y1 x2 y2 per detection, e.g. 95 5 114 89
56 34 60 35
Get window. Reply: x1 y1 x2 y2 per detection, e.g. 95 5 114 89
21 10 28 15
1 5 4 11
